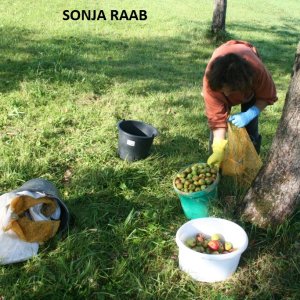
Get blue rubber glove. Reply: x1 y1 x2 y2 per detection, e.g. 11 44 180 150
228 106 260 128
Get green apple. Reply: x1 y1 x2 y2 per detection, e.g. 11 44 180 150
185 238 196 248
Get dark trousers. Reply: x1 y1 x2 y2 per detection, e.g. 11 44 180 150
241 97 261 154
209 98 262 154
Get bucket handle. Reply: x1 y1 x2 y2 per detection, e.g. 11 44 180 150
152 129 159 138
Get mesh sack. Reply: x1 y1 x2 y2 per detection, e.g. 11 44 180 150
222 122 262 187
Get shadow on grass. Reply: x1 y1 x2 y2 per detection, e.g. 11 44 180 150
41 164 184 294
0 21 297 98
0 26 208 95
63 164 182 228
152 104 210 162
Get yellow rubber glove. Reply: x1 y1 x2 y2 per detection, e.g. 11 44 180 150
207 138 228 168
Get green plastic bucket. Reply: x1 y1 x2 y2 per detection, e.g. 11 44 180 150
173 166 220 219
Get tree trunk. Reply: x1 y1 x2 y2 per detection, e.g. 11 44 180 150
211 0 227 33
242 42 300 228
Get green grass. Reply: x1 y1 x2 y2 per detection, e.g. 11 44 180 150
0 0 300 299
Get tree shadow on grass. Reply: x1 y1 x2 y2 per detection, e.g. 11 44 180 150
0 26 208 95
1 20 298 99
38 164 184 295
152 132 209 166
151 95 210 163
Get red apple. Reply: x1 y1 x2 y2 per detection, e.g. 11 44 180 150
208 240 219 251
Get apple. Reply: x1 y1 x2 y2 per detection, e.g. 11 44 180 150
211 233 220 241
225 242 233 251
208 240 219 251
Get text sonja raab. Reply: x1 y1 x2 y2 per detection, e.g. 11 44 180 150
63 9 147 21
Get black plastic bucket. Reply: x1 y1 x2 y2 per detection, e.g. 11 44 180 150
13 178 70 234
117 120 158 161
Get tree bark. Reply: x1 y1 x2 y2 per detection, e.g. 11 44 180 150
242 42 300 228
211 0 227 33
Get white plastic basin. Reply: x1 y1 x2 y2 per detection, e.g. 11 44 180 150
176 217 248 282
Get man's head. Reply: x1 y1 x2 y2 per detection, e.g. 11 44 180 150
206 53 254 95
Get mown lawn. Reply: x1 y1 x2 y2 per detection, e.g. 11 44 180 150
0 0 299 299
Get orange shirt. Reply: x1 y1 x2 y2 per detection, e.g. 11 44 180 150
202 40 277 129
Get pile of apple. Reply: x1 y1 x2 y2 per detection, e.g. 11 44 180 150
185 233 236 254
174 163 218 193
